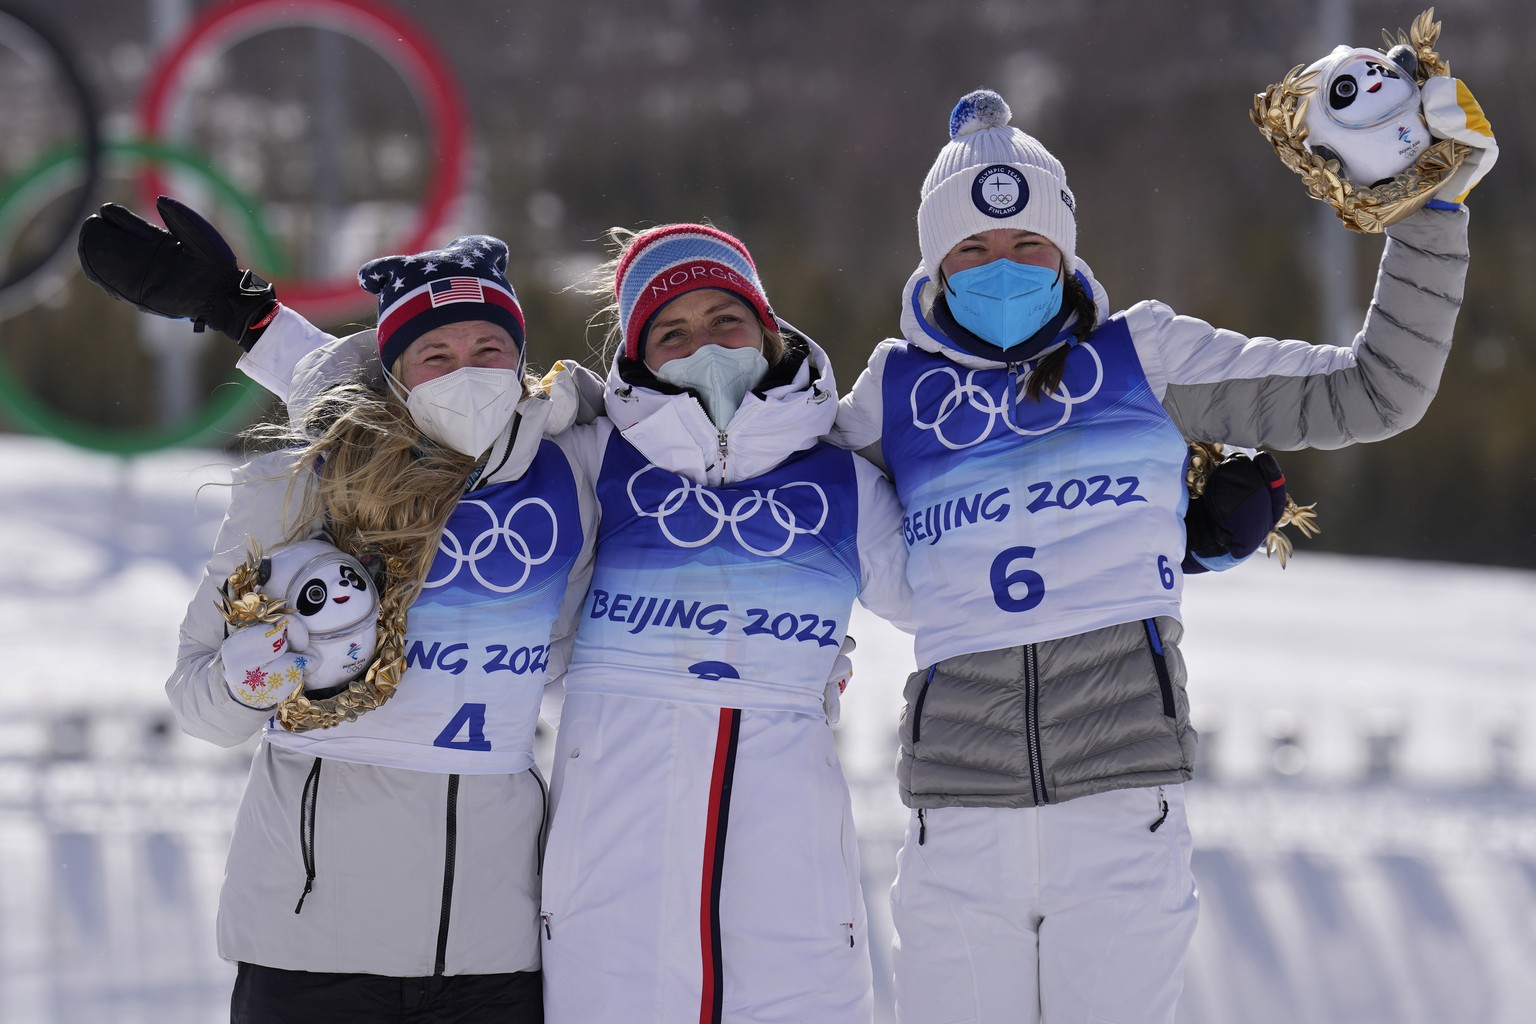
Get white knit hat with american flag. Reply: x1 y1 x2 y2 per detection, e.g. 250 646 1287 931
357 235 526 371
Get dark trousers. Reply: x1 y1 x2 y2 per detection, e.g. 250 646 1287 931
231 962 544 1023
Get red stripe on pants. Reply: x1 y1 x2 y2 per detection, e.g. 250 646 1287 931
698 708 739 1024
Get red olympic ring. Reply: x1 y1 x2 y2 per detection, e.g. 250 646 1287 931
136 0 467 320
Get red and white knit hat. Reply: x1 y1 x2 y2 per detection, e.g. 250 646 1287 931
614 224 775 362
357 235 526 372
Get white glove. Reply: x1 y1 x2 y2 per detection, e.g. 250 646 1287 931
1421 76 1497 205
823 635 856 725
220 615 310 710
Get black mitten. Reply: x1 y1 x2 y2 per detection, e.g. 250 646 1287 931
1182 451 1287 574
78 196 278 350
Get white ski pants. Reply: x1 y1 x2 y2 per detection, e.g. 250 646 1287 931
890 785 1198 1024
541 692 873 1024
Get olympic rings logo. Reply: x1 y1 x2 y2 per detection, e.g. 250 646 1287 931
0 0 468 454
626 464 830 557
136 0 467 320
423 497 562 594
910 342 1105 450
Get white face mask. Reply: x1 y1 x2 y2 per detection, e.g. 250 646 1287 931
393 365 523 457
654 344 769 430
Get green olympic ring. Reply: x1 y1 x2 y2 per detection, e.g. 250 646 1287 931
0 139 284 454
0 5 101 318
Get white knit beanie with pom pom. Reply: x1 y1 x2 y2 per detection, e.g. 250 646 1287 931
917 89 1077 279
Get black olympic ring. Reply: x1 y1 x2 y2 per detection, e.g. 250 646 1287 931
0 4 101 319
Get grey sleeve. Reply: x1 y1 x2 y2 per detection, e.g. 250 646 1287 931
1153 207 1470 451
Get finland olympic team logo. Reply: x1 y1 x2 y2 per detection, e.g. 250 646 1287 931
972 164 1027 218
627 465 829 557
423 496 560 593
911 343 1105 450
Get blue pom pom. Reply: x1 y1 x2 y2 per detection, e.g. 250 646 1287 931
948 89 1012 140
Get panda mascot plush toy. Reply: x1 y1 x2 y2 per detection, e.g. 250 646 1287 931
1299 44 1431 186
218 537 384 725
1251 8 1497 232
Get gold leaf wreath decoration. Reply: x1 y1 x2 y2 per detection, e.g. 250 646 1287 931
1250 7 1469 234
219 541 412 732
1186 442 1320 568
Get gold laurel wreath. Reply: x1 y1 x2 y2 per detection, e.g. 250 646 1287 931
219 541 411 732
1250 7 1469 234
1186 442 1320 568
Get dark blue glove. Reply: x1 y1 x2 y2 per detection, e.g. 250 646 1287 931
1182 450 1287 574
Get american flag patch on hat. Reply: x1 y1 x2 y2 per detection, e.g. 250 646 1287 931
430 278 485 305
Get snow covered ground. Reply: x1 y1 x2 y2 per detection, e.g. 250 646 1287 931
2 433 1534 1023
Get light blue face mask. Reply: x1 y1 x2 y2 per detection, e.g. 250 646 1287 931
945 259 1064 349
654 343 769 430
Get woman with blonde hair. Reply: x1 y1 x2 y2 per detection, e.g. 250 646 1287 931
79 201 599 1022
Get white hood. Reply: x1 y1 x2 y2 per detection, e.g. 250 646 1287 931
601 326 839 485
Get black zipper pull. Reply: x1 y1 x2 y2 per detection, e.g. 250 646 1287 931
293 877 314 914
540 912 552 939
917 807 927 846
1149 789 1170 833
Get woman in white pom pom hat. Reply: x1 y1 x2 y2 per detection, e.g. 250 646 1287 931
831 87 1490 1023
80 213 604 1021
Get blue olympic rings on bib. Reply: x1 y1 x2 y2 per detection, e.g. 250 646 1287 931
910 342 1105 451
626 465 830 557
423 496 561 593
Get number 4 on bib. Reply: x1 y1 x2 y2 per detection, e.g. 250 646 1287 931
434 702 492 751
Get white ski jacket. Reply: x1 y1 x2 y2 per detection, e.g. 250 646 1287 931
169 336 599 976
539 328 912 1024
556 329 915 712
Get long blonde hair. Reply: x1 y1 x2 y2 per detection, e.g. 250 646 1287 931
232 379 482 729
282 381 478 600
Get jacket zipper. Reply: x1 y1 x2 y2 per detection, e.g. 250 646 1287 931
716 429 729 480
1008 361 1024 422
433 774 461 976
293 757 322 914
1025 643 1046 805
910 665 936 744
1143 619 1177 717
533 768 549 876
913 663 939 846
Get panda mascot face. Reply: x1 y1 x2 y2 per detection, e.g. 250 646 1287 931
261 539 380 692
292 558 373 635
1301 45 1430 186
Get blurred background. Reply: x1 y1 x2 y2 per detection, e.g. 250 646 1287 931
0 0 1532 1022
0 0 1532 565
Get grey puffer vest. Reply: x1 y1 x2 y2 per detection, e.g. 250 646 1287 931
897 616 1196 808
